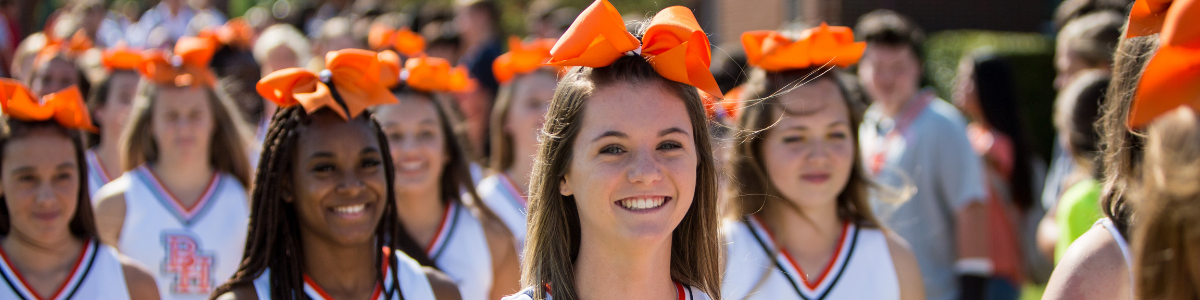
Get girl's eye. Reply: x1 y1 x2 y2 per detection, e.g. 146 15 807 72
361 158 382 168
658 141 683 150
17 175 36 182
600 145 625 155
312 164 335 173
782 135 804 143
829 132 848 140
419 131 436 139
54 172 72 181
388 133 403 142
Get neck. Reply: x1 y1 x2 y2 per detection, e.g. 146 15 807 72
574 228 677 300
758 198 843 254
395 183 446 245
879 91 919 118
151 155 215 191
94 137 122 180
505 164 532 196
300 231 379 296
1 233 85 278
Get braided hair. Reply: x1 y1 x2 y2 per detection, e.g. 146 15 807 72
210 79 434 300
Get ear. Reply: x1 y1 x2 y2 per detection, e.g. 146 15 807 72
559 175 573 196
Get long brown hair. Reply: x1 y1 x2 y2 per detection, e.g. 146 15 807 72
725 67 882 227
1096 28 1160 237
0 119 98 240
488 69 558 172
520 54 723 299
210 86 432 300
1132 109 1200 300
120 81 252 187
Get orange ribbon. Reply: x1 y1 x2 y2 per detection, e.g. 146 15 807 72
494 36 558 84
1127 0 1200 128
402 56 475 93
102 47 144 70
137 36 219 87
0 79 97 132
742 23 866 72
257 49 402 120
546 0 722 98
198 18 256 50
368 25 426 57
34 30 93 68
1128 0 1175 37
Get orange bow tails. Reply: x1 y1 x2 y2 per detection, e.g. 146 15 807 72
0 79 97 132
493 36 558 84
1128 0 1175 37
257 49 402 120
547 0 722 98
368 25 426 57
137 36 219 87
198 18 256 50
102 47 144 70
743 23 866 72
1127 0 1200 128
402 56 475 93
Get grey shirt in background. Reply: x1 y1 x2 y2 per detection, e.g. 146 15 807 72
860 96 987 300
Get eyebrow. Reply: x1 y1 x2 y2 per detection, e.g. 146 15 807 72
659 127 690 137
785 120 849 131
360 147 381 154
591 131 628 143
57 163 76 170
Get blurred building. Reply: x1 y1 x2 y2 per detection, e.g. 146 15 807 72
701 0 1055 44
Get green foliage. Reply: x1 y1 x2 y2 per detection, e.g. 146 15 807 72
923 30 1057 161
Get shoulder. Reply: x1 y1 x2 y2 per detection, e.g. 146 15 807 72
117 254 161 300
424 267 463 300
1043 225 1130 300
882 230 918 267
212 284 258 300
925 100 969 128
881 231 925 300
94 175 133 206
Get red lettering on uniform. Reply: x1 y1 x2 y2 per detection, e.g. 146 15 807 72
164 235 214 294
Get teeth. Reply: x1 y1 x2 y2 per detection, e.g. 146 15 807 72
334 204 366 214
619 197 666 210
400 161 423 171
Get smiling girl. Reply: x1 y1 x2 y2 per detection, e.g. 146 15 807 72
721 26 924 300
506 1 723 299
0 79 159 300
211 48 459 300
93 37 253 300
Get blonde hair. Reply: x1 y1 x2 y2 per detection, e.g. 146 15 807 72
120 81 253 187
1097 27 1160 235
1133 108 1200 300
253 24 312 70
520 56 722 299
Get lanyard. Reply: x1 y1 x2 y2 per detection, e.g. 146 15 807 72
868 90 935 175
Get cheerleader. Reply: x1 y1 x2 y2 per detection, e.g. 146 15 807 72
505 1 722 299
372 55 520 300
210 48 459 300
84 48 142 198
92 37 253 300
0 80 159 299
720 26 924 300
477 37 558 249
27 31 91 98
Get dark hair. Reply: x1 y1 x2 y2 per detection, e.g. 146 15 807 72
1052 0 1132 32
84 70 138 148
855 9 925 62
1056 71 1109 175
0 119 98 240
1097 29 1160 237
210 79 432 300
521 54 722 299
969 55 1037 210
1058 11 1125 69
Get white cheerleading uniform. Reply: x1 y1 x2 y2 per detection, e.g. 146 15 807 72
251 249 437 300
1098 218 1134 299
503 282 712 300
85 149 115 200
722 217 899 300
112 165 249 300
425 201 493 300
0 240 131 300
477 173 527 251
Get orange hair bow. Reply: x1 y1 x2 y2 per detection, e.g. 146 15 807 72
742 23 866 72
0 79 97 132
1127 0 1200 128
137 36 219 87
102 47 144 70
547 0 722 98
493 36 558 84
368 25 426 57
34 30 93 68
402 56 475 93
257 49 402 120
198 18 256 50
1127 0 1175 37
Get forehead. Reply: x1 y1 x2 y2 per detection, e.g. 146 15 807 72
155 87 211 108
296 112 381 155
580 82 693 136
513 72 558 93
775 78 849 123
863 44 917 63
3 130 76 168
374 97 440 126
